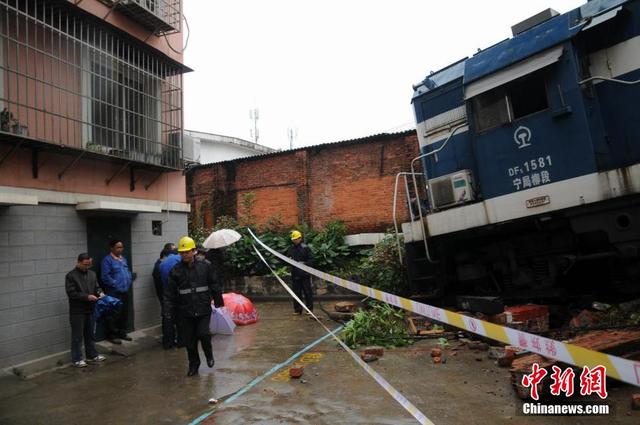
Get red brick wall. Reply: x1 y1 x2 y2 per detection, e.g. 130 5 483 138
187 131 420 234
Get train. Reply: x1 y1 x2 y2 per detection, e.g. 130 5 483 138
398 0 640 306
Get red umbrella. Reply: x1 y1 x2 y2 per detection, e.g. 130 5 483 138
222 292 258 325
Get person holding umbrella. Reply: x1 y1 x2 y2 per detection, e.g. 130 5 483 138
203 228 242 292
164 236 224 377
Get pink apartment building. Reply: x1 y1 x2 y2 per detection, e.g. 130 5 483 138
0 0 190 369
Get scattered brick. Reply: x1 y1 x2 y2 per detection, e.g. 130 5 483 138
569 310 603 329
504 305 549 333
505 346 524 357
360 353 378 363
497 353 515 367
433 356 442 364
468 341 490 351
632 394 640 410
430 348 442 358
334 302 358 313
289 367 304 378
364 346 384 357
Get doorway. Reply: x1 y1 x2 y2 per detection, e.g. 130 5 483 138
86 216 134 338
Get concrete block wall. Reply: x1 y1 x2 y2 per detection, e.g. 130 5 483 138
0 204 86 369
0 205 188 369
129 211 188 329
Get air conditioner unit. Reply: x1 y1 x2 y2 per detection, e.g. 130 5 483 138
428 170 474 210
182 133 200 164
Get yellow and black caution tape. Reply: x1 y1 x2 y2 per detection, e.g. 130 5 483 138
249 229 640 389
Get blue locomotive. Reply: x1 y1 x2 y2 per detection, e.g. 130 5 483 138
400 0 640 303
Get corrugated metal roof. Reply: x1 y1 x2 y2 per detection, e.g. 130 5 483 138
188 129 417 170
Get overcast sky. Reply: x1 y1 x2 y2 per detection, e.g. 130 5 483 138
183 0 585 151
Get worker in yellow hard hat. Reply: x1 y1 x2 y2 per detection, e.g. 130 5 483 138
286 230 314 315
164 236 224 376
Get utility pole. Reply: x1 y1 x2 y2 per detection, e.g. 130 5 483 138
287 127 297 150
249 108 260 143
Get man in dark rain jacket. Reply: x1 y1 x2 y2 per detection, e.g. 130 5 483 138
164 236 224 376
286 230 314 315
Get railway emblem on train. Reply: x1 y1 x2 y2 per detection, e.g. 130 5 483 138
514 126 532 149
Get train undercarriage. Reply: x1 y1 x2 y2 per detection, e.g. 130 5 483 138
405 195 640 306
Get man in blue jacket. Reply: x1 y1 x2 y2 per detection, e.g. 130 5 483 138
101 239 133 344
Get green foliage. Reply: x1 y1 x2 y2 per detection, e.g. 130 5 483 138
307 220 351 270
239 192 257 226
213 215 239 231
358 233 408 295
188 221 210 246
189 214 408 295
341 302 412 349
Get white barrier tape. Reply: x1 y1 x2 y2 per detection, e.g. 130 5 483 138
248 229 640 388
252 244 433 425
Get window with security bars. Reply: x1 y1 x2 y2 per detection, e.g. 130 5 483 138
0 0 185 169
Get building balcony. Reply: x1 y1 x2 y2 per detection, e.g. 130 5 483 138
0 0 188 170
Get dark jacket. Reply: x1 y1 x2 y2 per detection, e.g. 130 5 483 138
65 268 103 314
164 259 224 319
286 243 313 280
152 258 163 300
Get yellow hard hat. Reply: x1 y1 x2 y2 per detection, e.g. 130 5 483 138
291 230 302 241
178 236 196 252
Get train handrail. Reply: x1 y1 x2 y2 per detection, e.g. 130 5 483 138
578 75 640 85
410 123 468 264
392 172 424 264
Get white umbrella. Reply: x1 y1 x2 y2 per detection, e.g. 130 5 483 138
203 228 242 249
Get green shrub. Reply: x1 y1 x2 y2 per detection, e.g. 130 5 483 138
358 234 407 295
341 302 412 349
307 220 351 270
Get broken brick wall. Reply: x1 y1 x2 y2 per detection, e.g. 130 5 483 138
187 130 420 234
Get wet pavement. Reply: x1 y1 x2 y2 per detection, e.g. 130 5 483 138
1 301 639 425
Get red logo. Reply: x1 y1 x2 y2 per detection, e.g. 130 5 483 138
580 365 608 399
523 363 608 400
522 363 548 400
549 365 575 397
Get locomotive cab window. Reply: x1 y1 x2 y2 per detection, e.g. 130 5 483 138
510 73 548 119
472 71 549 132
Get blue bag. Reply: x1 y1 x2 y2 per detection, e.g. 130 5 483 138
94 295 123 322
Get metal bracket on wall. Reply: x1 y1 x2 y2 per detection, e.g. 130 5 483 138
58 151 85 180
0 139 24 168
130 166 136 192
32 148 39 178
144 171 164 191
105 161 131 186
